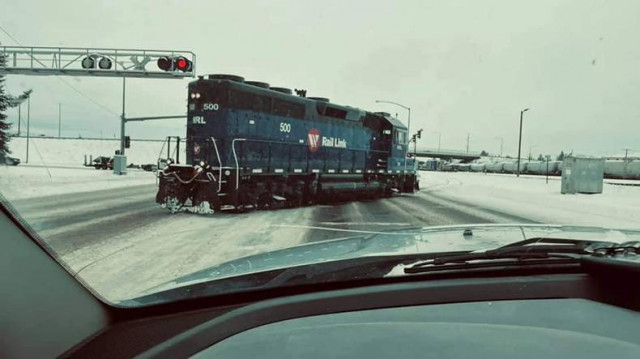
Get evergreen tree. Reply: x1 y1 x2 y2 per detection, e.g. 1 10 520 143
0 54 11 156
537 154 545 161
480 150 489 156
557 151 565 161
0 54 31 157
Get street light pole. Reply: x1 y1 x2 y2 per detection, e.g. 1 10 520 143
58 103 61 138
495 136 503 157
432 131 441 151
516 108 529 177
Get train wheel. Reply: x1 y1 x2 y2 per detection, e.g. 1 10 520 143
257 192 273 210
164 196 183 214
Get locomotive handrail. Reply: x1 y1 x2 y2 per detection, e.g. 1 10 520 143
235 138 390 154
231 138 392 178
210 137 224 192
232 138 247 190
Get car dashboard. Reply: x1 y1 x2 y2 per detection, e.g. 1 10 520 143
3 203 640 358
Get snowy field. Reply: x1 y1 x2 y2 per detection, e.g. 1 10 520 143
0 164 157 200
421 171 640 230
6 137 185 166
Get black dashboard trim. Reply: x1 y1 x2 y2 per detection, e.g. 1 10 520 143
140 273 600 358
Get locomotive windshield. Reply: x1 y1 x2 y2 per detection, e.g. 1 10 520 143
1 0 639 307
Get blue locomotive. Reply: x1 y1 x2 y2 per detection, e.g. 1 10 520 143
156 74 418 212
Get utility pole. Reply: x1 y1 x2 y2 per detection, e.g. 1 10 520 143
26 97 30 163
58 103 62 138
120 77 126 156
495 136 503 157
546 155 550 184
517 108 530 177
17 104 21 136
624 148 630 159
466 133 470 154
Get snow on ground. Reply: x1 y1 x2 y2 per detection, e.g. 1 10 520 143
7 137 186 166
422 171 640 230
0 164 156 200
65 207 318 302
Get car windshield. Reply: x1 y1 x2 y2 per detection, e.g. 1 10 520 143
1 0 639 305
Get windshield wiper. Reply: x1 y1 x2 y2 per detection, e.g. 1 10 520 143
404 237 617 274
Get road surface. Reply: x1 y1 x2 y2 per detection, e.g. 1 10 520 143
9 183 537 301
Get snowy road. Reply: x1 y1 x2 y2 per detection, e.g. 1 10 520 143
13 184 162 255
13 184 534 257
9 181 534 301
11 169 640 302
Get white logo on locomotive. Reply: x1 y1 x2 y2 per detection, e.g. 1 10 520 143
192 116 206 124
308 133 320 148
308 128 321 153
322 136 347 148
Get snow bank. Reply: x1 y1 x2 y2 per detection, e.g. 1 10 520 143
7 137 186 166
421 171 640 230
0 165 156 200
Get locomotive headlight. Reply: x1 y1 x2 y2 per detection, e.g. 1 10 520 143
190 93 196 99
195 93 201 99
224 170 231 176
200 160 206 167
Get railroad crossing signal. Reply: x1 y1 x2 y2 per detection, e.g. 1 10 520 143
0 46 196 78
0 45 195 175
157 56 193 72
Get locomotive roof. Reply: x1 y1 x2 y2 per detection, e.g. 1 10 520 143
365 111 408 130
382 115 407 130
191 77 407 129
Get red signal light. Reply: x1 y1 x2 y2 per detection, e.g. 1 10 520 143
176 57 192 72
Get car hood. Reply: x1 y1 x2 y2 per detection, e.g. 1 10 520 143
137 224 640 298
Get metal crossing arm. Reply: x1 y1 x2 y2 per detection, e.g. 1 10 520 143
0 46 195 79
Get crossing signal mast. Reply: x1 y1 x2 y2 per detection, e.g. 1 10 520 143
0 46 195 174
0 46 195 78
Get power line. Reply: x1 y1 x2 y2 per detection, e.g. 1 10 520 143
0 23 21 45
0 23 119 118
56 77 120 116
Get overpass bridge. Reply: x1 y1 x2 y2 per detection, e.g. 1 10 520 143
410 148 482 162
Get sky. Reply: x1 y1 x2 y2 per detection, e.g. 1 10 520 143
1 0 639 157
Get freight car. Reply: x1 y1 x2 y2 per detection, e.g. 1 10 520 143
448 158 640 179
603 160 640 180
156 74 418 213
